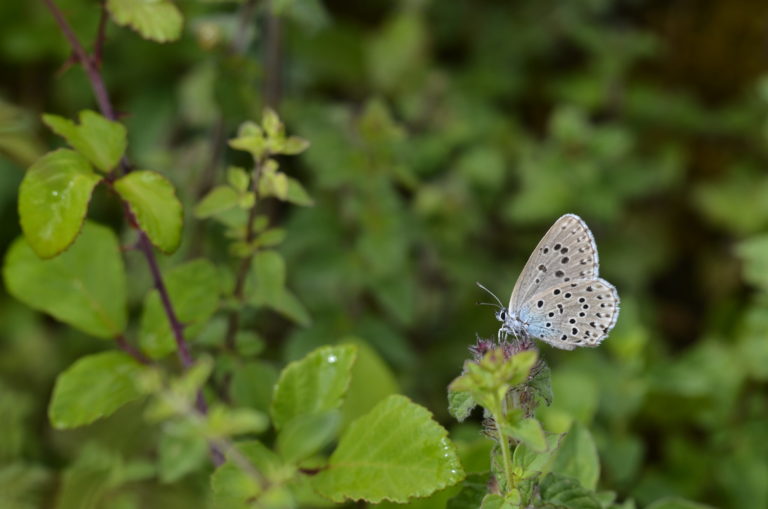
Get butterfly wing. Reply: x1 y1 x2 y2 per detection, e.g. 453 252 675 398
517 278 619 350
508 214 600 312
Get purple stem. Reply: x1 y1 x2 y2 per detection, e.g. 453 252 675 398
42 1 223 467
115 333 151 364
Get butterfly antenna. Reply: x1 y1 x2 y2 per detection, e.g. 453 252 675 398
476 282 504 308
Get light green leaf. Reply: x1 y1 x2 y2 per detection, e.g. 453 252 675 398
18 149 101 258
247 251 311 326
538 473 601 509
229 121 266 160
113 170 183 253
3 221 127 338
205 406 269 438
195 185 240 218
42 111 126 173
277 411 341 464
737 234 768 291
448 388 477 423
550 423 600 490
271 344 357 430
505 418 546 453
280 136 310 155
312 394 465 503
106 0 183 43
211 441 286 505
446 473 492 509
512 433 562 480
48 352 146 429
139 259 220 358
227 166 251 192
262 108 283 139
158 420 208 483
286 177 314 206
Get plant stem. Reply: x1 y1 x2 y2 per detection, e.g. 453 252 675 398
491 401 515 493
43 0 223 466
223 158 266 350
115 334 151 364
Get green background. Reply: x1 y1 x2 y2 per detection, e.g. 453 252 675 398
2 0 768 507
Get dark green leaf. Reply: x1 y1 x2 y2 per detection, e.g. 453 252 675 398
42 111 126 173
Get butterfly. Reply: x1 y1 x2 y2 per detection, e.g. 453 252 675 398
480 213 619 350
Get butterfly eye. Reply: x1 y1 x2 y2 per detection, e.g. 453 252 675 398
497 309 507 322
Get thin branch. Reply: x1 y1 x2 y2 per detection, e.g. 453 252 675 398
223 158 266 350
42 0 116 120
115 334 151 364
93 1 109 67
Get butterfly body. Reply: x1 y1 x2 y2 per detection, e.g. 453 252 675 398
494 214 619 350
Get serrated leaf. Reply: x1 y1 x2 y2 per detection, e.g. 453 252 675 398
538 473 601 509
3 221 127 338
158 420 208 483
114 170 183 253
277 411 340 464
312 394 464 503
512 433 562 480
48 352 146 429
257 228 286 248
550 423 599 490
195 185 240 218
340 339 399 427
286 177 314 206
18 149 101 258
106 0 183 43
479 493 521 509
448 388 477 422
271 344 357 430
246 251 311 326
140 259 220 358
505 418 546 452
42 111 126 173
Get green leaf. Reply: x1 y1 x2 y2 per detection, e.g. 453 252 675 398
512 433 562 480
448 388 477 422
227 166 251 192
158 420 208 483
42 111 126 173
276 411 341 464
262 108 283 139
139 259 220 358
340 339 399 427
230 360 279 414
113 170 183 253
312 394 464 503
18 149 101 258
205 405 269 438
550 423 600 490
538 473 601 509
106 0 183 43
211 441 287 505
229 121 266 160
479 492 521 509
3 221 127 338
195 185 239 219
271 344 357 430
505 418 546 452
280 136 310 155
48 352 146 429
286 177 314 206
247 250 311 326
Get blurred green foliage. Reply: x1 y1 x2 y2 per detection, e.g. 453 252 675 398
2 0 768 507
